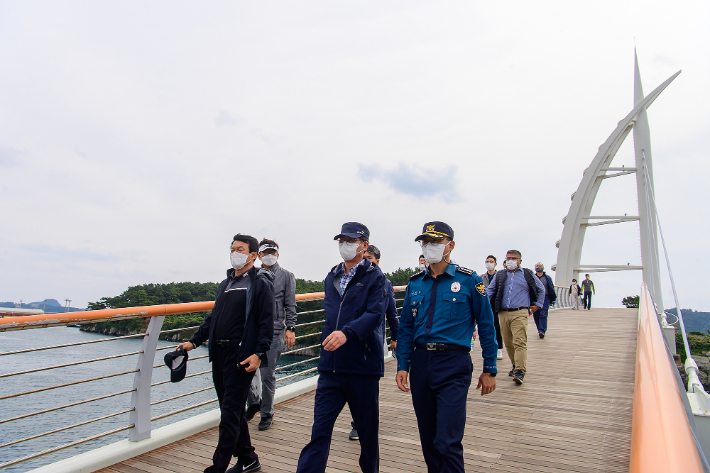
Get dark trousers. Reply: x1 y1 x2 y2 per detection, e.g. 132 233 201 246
296 371 379 473
493 311 503 349
410 349 473 473
207 345 256 473
583 292 592 310
533 295 551 334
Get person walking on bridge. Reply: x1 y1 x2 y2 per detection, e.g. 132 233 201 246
482 255 504 360
569 278 581 310
396 221 497 473
581 274 595 310
533 263 556 339
486 250 545 385
245 238 297 431
179 234 274 473
296 222 386 473
348 244 399 442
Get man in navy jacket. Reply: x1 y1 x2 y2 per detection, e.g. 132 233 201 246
296 222 387 473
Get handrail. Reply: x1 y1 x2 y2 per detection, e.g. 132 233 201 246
630 283 703 472
0 286 407 332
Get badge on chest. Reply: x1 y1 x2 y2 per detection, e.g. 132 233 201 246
451 281 461 292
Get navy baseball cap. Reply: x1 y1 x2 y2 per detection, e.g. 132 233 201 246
414 221 454 242
333 222 369 240
164 347 189 383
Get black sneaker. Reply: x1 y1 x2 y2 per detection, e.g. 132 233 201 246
245 404 260 422
508 366 516 377
226 456 261 473
513 370 525 384
258 416 272 431
539 332 545 339
349 427 359 440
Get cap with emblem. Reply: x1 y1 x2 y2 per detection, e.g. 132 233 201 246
333 222 370 240
414 221 454 242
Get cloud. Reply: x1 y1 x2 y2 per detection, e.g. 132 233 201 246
358 162 460 202
214 110 239 127
0 147 24 167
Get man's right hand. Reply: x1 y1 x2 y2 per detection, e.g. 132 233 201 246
396 370 410 392
178 342 195 351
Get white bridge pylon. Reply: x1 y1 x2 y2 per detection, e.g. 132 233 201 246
553 52 681 312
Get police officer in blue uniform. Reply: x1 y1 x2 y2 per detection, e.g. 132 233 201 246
396 222 498 473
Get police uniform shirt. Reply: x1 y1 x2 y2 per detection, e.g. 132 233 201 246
212 272 250 342
397 263 498 374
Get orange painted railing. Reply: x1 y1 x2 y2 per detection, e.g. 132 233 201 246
0 286 407 332
630 283 703 472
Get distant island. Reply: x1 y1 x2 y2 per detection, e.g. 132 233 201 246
0 299 83 313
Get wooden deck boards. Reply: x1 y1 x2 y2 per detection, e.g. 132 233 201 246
100 307 637 472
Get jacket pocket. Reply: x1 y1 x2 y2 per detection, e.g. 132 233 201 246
442 293 469 318
409 296 424 319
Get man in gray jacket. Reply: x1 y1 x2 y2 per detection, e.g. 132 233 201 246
246 238 297 431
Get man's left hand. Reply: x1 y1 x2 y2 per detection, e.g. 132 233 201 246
285 330 296 349
240 354 262 372
390 340 397 351
472 330 478 341
322 330 347 351
530 305 539 315
476 373 496 396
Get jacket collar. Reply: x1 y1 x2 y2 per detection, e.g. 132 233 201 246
332 258 371 276
226 265 258 280
262 262 280 272
424 262 456 279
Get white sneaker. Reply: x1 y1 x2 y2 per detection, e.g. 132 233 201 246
497 349 503 360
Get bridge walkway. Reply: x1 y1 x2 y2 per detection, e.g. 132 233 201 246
98 307 637 473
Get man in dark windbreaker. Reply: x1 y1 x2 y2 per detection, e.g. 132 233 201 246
296 222 387 473
178 234 274 473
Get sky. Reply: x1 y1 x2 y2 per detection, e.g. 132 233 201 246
1 1 708 312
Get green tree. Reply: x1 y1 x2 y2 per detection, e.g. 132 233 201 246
622 295 640 309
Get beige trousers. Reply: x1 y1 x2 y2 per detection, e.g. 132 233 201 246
499 309 529 373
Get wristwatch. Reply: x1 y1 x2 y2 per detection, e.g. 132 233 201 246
286 326 295 333
255 352 265 359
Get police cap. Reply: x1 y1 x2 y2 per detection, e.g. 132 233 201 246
414 221 454 242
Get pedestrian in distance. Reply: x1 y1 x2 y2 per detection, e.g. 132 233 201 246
348 244 399 442
396 221 497 473
245 239 297 431
481 255 504 360
581 274 595 310
418 254 427 272
178 234 275 473
295 222 386 473
533 263 556 339
485 250 545 385
569 278 582 310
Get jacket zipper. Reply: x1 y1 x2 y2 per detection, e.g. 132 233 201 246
333 292 345 373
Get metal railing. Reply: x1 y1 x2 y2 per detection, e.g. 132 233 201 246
0 287 406 471
630 283 704 472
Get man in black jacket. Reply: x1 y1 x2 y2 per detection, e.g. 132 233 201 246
179 234 274 473
533 263 557 339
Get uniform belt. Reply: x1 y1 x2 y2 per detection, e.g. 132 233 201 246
500 307 529 312
214 339 240 347
414 342 470 352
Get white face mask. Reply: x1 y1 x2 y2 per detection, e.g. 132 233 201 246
339 241 361 261
418 263 427 271
422 242 449 264
485 262 495 271
505 259 518 270
230 252 250 270
261 254 278 267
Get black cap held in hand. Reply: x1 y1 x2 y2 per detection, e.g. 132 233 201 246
164 347 189 383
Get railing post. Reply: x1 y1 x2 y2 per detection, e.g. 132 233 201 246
129 315 165 442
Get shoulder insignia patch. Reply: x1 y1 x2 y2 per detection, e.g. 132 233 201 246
475 282 486 296
410 270 425 281
455 266 474 275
